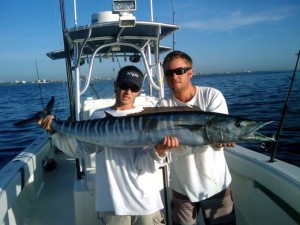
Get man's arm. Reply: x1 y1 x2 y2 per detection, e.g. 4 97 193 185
40 115 102 158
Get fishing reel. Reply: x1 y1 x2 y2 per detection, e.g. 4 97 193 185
42 156 57 171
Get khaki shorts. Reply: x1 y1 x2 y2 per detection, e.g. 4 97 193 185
97 211 165 225
171 188 236 225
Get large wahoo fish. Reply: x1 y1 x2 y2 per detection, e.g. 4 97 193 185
15 97 275 147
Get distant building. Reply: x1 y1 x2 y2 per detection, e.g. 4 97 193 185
37 79 47 83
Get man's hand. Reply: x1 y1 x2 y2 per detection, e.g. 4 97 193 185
39 115 56 133
214 143 236 148
155 136 179 157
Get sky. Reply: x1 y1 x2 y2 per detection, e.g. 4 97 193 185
0 0 299 82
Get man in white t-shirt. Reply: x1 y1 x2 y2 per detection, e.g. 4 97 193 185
155 51 236 225
41 66 173 225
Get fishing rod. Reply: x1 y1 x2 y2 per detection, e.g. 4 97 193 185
269 50 300 163
35 59 44 108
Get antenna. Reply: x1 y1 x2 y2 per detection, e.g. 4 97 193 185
150 0 153 21
73 0 78 27
172 0 176 50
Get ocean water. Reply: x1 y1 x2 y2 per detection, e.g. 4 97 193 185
0 72 299 169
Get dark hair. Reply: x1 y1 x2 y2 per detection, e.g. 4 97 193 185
163 50 193 69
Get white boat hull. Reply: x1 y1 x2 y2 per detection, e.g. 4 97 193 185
1 134 299 225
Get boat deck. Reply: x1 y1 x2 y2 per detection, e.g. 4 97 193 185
26 152 76 225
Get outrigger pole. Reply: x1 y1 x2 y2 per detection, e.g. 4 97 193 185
58 0 76 122
59 0 83 179
269 50 300 162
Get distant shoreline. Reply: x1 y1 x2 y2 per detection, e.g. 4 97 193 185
0 70 294 85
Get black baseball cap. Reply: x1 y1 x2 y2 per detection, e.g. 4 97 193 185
116 66 144 89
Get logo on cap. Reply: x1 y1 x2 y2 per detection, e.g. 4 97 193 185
126 71 139 78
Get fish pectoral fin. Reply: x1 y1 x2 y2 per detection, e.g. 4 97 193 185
175 124 204 131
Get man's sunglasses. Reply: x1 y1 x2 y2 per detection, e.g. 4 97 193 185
164 67 192 77
119 84 141 93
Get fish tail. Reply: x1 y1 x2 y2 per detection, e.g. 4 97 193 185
43 96 55 115
13 97 55 126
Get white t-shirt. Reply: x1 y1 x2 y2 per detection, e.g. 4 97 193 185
51 107 164 215
157 86 232 202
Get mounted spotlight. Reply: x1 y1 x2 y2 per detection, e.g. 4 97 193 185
79 58 85 66
129 54 140 63
112 0 136 27
113 0 136 13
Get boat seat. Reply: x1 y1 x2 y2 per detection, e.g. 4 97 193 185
82 97 115 120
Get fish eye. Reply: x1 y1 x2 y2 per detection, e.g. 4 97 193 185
235 121 243 128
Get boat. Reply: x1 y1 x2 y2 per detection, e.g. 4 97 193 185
0 1 299 224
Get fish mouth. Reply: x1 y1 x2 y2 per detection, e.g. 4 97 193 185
244 132 276 142
241 121 275 142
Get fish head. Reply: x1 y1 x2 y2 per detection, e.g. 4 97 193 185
205 115 275 144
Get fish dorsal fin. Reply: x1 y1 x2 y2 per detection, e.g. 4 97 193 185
129 105 203 116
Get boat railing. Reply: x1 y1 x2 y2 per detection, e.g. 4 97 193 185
0 133 51 224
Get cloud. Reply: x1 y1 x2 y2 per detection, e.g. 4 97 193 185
181 7 296 32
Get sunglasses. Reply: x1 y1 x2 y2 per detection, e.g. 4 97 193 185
164 67 192 77
119 83 141 93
